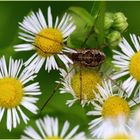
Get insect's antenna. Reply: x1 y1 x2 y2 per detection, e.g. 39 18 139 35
33 43 64 55
35 33 63 45
20 27 63 45
106 75 138 105
40 67 74 113
79 65 83 101
81 8 102 48
20 27 77 54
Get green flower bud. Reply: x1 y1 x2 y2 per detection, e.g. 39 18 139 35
106 31 122 47
104 12 114 30
113 12 128 32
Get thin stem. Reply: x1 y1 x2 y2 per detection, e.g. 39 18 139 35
79 65 82 101
40 67 74 113
106 75 138 105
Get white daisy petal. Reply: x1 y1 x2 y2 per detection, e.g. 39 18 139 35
24 126 42 139
14 44 34 51
36 120 46 138
65 125 79 139
47 6 53 28
54 16 59 28
37 9 47 28
7 109 12 131
0 108 5 122
63 26 76 38
112 71 129 79
57 13 67 29
17 106 29 124
130 34 140 51
21 101 38 114
21 115 86 139
60 121 70 137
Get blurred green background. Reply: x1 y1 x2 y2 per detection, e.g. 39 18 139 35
0 1 140 138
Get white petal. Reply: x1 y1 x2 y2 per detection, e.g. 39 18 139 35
65 125 79 139
7 109 12 131
17 106 29 124
60 121 70 137
47 6 53 28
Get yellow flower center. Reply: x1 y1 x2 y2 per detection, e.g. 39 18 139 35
109 133 131 140
0 77 23 108
35 28 63 57
45 136 63 140
129 52 140 81
102 96 130 118
71 69 101 100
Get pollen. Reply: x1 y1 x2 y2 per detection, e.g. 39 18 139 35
45 136 63 140
102 96 130 119
71 69 102 100
35 28 63 57
0 77 23 108
109 133 131 140
129 52 140 81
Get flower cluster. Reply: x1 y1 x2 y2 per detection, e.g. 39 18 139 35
104 12 128 47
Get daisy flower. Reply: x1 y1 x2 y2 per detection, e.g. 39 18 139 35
128 107 140 139
106 119 139 140
106 130 133 140
87 79 139 138
21 115 86 139
0 56 41 131
14 7 76 73
58 67 102 107
112 34 140 97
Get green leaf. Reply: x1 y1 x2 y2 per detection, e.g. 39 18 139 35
90 1 101 20
68 7 93 27
67 29 89 49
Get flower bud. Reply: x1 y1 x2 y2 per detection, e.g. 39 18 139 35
106 31 122 47
104 12 114 30
113 12 128 32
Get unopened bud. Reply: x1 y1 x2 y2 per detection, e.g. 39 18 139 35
104 12 114 30
106 31 122 47
113 12 128 32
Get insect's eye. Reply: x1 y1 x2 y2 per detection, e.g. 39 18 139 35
95 53 101 61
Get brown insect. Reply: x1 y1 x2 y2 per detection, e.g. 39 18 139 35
70 48 106 67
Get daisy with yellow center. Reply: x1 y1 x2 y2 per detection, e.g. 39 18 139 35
21 115 86 139
87 80 139 138
58 67 102 107
0 56 41 131
14 7 76 73
112 34 140 97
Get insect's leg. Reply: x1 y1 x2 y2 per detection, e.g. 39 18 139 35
40 67 74 113
96 65 101 71
106 75 138 105
79 65 83 102
81 9 102 48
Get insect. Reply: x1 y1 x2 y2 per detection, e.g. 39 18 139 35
70 48 106 67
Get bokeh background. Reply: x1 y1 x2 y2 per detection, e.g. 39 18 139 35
0 1 140 138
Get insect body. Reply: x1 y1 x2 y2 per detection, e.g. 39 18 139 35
70 48 106 67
